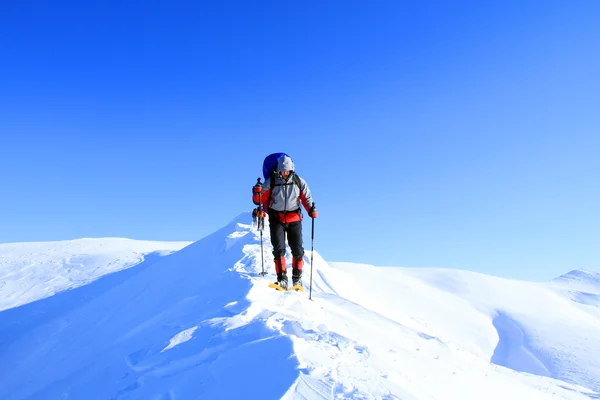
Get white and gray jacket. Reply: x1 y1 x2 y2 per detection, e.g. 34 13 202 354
261 156 314 216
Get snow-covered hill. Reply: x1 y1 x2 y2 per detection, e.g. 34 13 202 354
0 214 598 399
0 238 192 311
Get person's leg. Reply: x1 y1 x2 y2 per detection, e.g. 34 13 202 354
286 221 305 285
269 214 287 283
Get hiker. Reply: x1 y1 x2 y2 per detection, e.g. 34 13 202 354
252 207 258 227
254 206 265 230
252 155 317 290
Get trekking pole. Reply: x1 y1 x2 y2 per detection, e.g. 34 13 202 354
309 202 315 300
259 206 266 276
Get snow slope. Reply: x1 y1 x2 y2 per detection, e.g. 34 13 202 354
551 270 600 310
0 238 192 311
0 214 598 399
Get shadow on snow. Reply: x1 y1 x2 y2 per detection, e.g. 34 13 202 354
0 213 299 400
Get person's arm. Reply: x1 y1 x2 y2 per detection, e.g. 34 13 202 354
298 177 314 214
260 178 272 211
252 178 271 207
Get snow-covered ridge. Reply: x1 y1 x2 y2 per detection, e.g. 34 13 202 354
0 215 598 399
0 238 192 311
553 269 600 293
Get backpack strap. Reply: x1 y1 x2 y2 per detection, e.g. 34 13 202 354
292 173 301 190
268 172 302 205
268 169 277 191
270 172 301 190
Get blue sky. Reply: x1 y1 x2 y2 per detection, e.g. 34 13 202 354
1 0 599 281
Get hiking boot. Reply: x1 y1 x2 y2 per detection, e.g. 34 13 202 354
276 278 288 290
292 278 303 288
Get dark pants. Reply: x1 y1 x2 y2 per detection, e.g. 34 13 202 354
270 218 304 259
269 213 304 280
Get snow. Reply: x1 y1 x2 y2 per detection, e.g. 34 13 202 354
0 238 192 311
0 213 598 399
162 327 199 352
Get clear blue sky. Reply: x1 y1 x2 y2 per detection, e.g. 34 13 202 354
1 1 599 281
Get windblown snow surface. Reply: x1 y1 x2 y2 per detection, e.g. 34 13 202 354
0 238 192 312
0 213 598 399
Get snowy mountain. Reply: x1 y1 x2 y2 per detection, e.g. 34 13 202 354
0 214 598 399
0 238 192 312
552 269 600 298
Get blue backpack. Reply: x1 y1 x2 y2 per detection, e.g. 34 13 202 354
263 152 287 180
262 152 301 190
